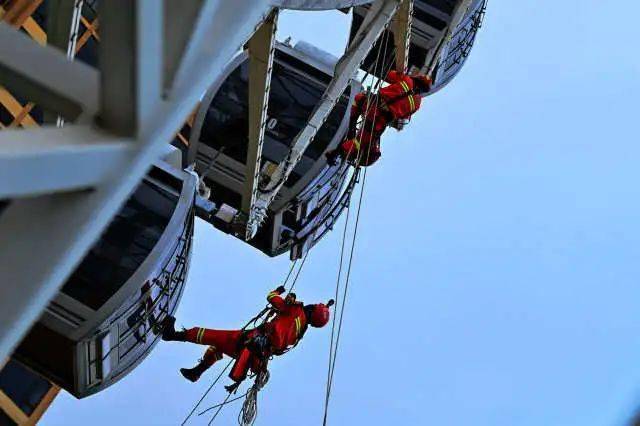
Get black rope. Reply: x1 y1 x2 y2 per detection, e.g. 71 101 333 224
287 249 310 294
207 391 233 425
181 360 233 425
198 392 249 416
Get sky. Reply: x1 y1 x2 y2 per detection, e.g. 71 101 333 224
43 1 640 425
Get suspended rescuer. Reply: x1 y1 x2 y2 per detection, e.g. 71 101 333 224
326 70 432 167
162 286 334 393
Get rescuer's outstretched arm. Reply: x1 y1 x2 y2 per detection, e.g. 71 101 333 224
267 286 287 311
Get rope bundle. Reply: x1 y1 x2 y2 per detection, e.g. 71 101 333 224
238 370 270 426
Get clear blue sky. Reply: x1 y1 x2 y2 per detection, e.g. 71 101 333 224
43 2 640 425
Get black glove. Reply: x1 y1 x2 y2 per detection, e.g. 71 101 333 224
225 382 241 394
275 285 286 294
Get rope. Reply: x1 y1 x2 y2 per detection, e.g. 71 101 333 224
287 249 310 294
197 392 249 416
181 360 233 425
322 27 398 425
237 370 270 426
207 390 233 425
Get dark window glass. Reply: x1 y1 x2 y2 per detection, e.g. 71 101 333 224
265 63 326 149
0 360 51 416
199 57 348 187
418 0 455 14
62 180 178 310
199 62 250 163
75 35 99 69
0 410 17 426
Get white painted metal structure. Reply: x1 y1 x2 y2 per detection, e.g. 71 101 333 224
0 0 391 363
248 0 404 237
0 0 482 366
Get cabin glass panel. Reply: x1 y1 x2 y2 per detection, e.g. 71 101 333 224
198 58 349 187
61 181 179 310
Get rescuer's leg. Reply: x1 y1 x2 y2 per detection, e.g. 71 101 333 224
224 347 256 393
161 316 242 354
180 346 223 382
359 137 381 167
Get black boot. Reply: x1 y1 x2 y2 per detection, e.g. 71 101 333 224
180 362 209 382
161 316 186 342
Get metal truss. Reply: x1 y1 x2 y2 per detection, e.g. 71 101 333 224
0 0 354 362
0 0 483 367
246 0 401 238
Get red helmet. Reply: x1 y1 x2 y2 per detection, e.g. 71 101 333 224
307 304 330 328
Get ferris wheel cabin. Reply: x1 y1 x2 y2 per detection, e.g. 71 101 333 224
189 41 358 259
10 160 196 398
349 0 487 92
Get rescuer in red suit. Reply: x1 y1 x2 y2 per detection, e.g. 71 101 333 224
326 70 433 167
162 286 333 392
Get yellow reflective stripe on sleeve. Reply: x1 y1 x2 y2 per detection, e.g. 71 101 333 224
196 328 205 343
294 317 301 336
400 81 410 93
353 138 361 151
267 291 278 300
407 95 416 112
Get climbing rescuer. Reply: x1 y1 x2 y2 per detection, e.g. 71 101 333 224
326 70 432 167
162 286 334 393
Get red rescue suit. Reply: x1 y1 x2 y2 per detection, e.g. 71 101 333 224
336 70 425 166
182 288 307 383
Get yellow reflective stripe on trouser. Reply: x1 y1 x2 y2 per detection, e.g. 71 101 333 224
294 317 301 336
196 328 205 343
399 81 410 93
353 138 361 152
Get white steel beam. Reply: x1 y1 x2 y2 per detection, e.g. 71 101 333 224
168 0 274 101
0 0 275 362
392 0 412 72
98 0 162 136
0 126 134 198
0 23 98 122
46 0 83 54
162 0 204 94
247 0 400 238
243 10 278 240
423 0 473 76
272 0 375 10
44 0 84 126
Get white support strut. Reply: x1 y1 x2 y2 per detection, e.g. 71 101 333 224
246 0 401 239
243 10 279 240
0 0 275 362
392 0 413 73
